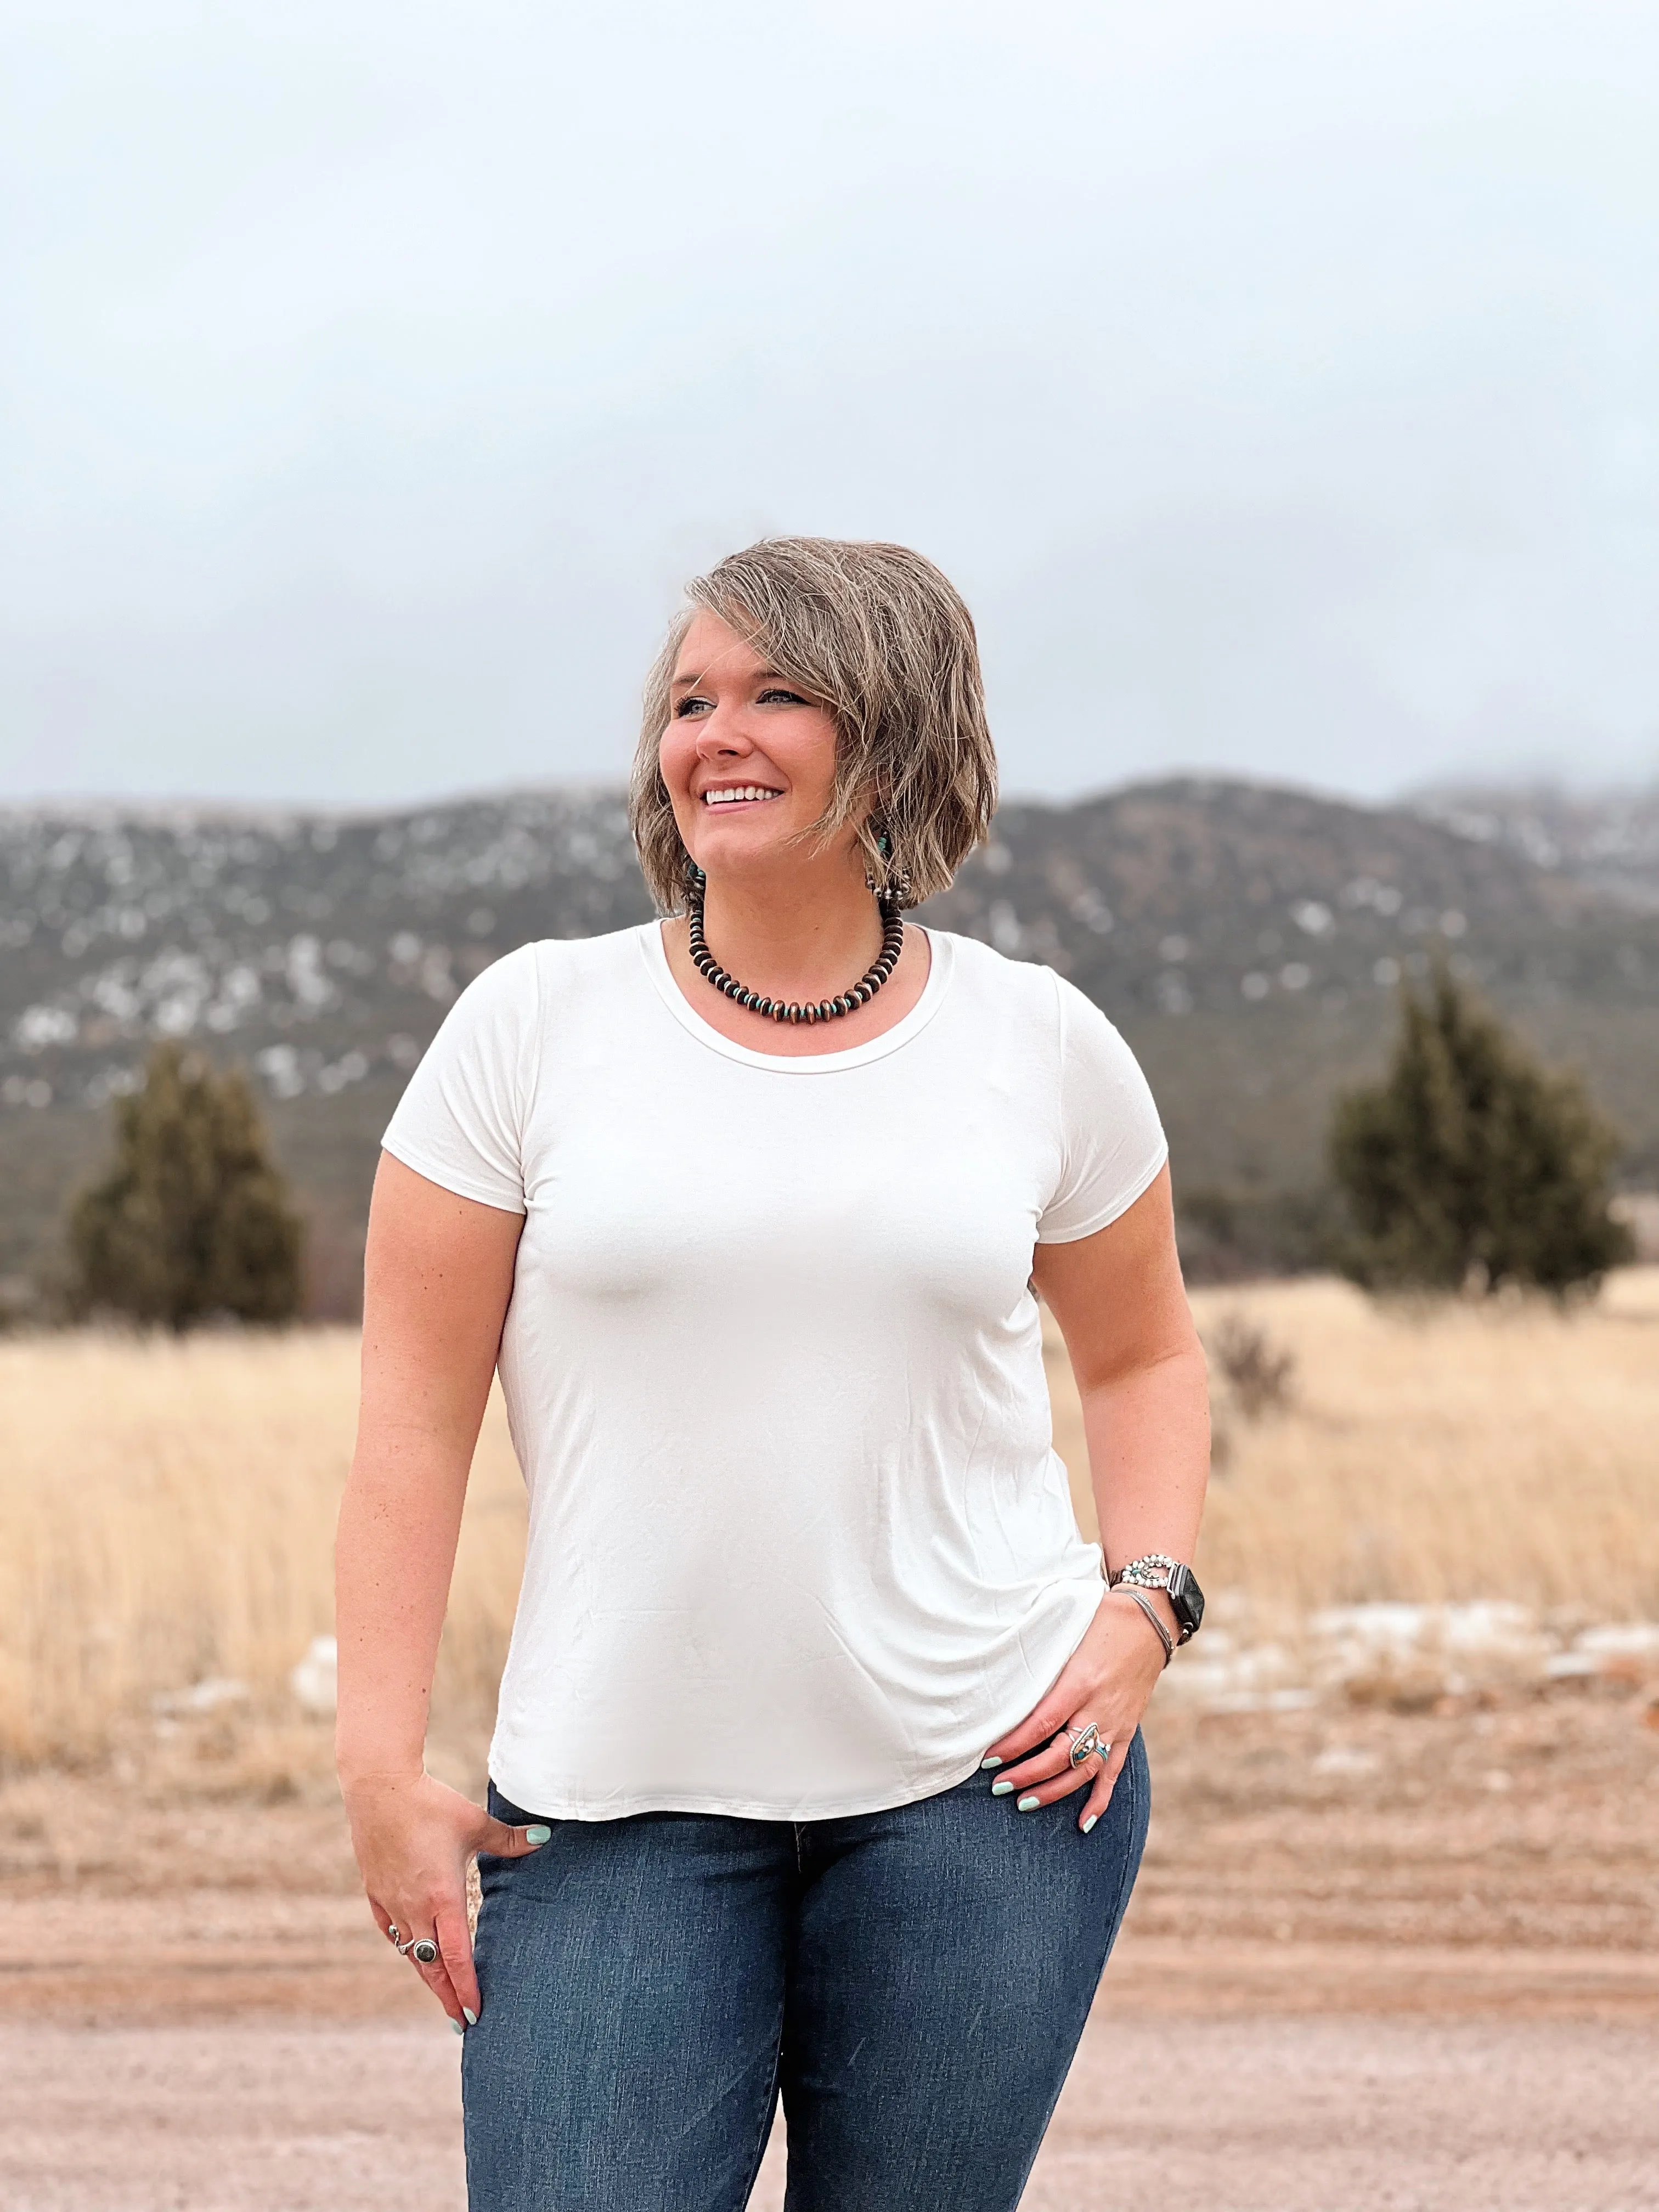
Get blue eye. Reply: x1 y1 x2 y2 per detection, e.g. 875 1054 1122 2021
758 687 806 706
674 695 713 717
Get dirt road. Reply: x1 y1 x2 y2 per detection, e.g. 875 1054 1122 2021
4 2008 1657 2212
5 1693 1657 2208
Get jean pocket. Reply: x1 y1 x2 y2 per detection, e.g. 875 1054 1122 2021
486 1780 535 1830
479 1781 560 1880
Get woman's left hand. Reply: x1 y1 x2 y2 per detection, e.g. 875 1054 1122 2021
980 1590 1168 1832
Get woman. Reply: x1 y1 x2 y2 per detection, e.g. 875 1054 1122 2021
337 537 1209 2212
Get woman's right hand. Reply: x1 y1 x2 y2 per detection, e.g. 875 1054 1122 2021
341 1769 550 2028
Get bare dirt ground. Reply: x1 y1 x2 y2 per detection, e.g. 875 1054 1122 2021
4 1685 1657 2210
5 2013 1657 2212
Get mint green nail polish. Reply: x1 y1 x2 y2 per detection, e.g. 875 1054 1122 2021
980 1755 1002 1769
1081 1814 1098 1835
525 1825 552 1844
463 2007 478 2025
1017 1795 1040 1812
990 1779 1014 1796
452 2019 465 2036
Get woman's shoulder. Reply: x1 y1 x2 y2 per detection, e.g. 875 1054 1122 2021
927 928 1065 1018
463 922 654 1002
929 929 1136 1054
420 926 654 1068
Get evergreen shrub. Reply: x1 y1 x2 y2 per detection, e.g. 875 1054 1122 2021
1329 969 1633 1296
67 1043 305 1329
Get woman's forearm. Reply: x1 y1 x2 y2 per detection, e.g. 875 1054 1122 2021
337 1155 524 1788
1080 1344 1210 1577
335 1442 472 1784
1033 1170 1210 1609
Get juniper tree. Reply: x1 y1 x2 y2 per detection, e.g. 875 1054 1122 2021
67 1043 305 1328
1329 969 1632 1296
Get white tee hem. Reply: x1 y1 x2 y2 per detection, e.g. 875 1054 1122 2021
492 1747 988 1829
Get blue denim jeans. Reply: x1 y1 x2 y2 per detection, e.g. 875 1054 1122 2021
462 1736 1149 2211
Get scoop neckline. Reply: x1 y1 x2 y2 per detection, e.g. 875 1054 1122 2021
640 920 953 1074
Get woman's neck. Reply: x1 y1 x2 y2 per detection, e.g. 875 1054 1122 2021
695 859 887 1006
659 853 933 1058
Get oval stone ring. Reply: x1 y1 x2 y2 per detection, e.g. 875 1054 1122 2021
396 1933 441 1966
1065 1722 1108 1768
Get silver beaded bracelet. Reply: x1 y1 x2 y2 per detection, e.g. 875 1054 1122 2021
1113 1551 1181 1590
1108 1584 1175 1667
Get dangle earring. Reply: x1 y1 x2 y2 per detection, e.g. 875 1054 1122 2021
865 822 914 907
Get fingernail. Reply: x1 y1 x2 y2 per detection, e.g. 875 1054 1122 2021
1017 1795 1040 1812
1081 1814 1098 1835
452 2019 465 2036
462 2007 478 2025
524 1825 552 1844
980 1755 1002 1769
990 1779 1014 1796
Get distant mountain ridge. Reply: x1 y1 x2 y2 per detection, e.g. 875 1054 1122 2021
4 777 1656 1300
1413 784 1659 912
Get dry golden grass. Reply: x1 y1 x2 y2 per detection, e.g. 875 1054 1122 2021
3 1268 1656 1772
1051 1269 1659 1616
0 1328 526 1771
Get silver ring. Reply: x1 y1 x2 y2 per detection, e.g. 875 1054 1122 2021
385 1922 401 1946
1064 1722 1109 1769
396 1934 441 1966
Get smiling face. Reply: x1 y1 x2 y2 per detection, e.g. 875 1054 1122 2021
659 610 854 887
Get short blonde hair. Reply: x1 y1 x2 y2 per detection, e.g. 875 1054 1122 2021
629 537 998 912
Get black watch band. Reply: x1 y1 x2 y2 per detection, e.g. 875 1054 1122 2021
1164 1561 1205 1643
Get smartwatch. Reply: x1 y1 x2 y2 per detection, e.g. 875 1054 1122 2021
1109 1554 1205 1645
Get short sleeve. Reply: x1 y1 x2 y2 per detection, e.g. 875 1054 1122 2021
1036 973 1169 1244
380 943 540 1214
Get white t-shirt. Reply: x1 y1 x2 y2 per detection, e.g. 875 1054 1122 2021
382 922 1167 1821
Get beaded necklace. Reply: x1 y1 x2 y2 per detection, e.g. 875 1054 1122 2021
684 865 904 1026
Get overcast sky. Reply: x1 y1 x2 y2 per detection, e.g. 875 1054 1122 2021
2 0 1656 811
